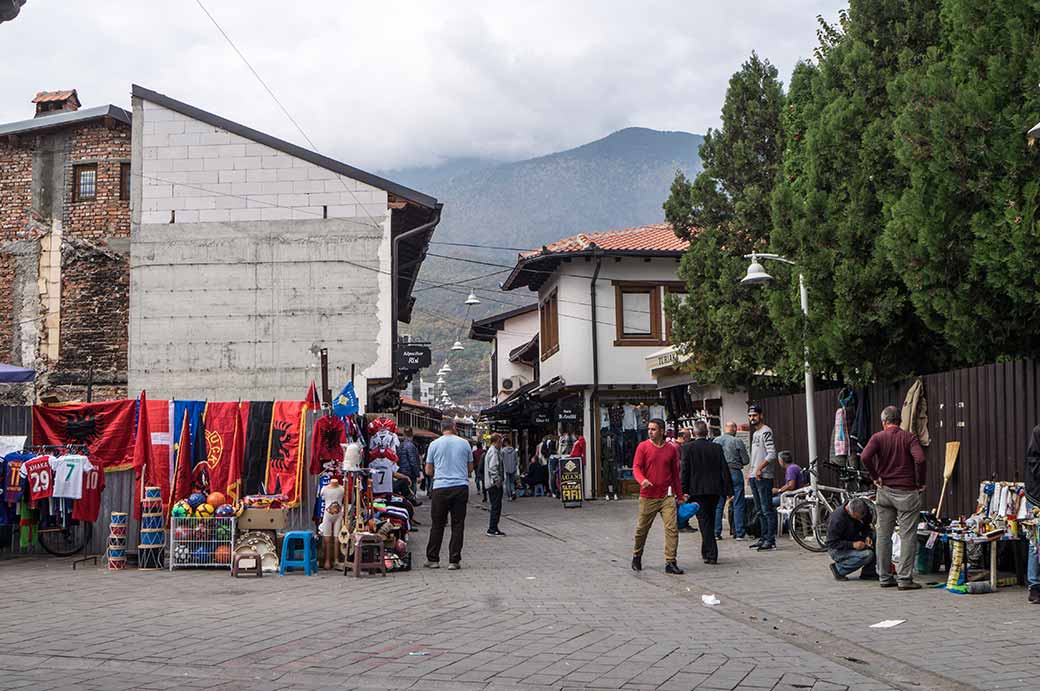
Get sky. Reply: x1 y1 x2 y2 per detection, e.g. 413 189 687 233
0 1 846 170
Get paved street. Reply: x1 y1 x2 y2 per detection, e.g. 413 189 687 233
1 492 1034 691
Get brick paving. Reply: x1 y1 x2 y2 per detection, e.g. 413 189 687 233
0 492 1031 690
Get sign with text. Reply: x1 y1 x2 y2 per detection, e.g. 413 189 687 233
557 400 582 423
558 456 583 508
395 343 431 372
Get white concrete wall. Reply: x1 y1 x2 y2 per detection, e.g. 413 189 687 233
493 310 538 393
536 257 683 388
129 97 392 405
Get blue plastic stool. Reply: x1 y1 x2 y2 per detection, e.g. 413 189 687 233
279 531 318 576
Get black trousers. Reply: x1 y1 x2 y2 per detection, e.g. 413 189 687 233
487 485 503 531
690 494 720 562
426 485 468 564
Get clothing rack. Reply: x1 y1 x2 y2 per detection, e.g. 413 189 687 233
24 443 89 455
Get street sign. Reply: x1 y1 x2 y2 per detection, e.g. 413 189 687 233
396 343 431 372
558 456 583 508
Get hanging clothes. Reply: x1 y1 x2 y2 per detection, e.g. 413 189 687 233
850 387 871 459
900 378 930 447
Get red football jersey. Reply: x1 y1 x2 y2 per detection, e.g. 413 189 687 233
72 464 105 522
20 456 55 502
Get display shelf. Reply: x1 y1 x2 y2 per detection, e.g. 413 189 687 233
169 517 236 570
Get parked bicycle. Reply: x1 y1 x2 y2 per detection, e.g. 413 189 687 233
785 459 875 553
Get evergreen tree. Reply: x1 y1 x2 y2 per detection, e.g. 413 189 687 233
664 53 785 390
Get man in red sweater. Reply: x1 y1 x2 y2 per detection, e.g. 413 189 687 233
631 418 684 574
861 405 926 591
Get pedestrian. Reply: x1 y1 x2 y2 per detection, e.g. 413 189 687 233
747 405 778 551
484 433 506 536
473 442 487 502
860 405 926 590
398 427 422 507
501 435 519 500
825 498 878 581
1025 424 1040 604
680 420 733 565
713 420 749 540
631 418 684 575
424 419 474 570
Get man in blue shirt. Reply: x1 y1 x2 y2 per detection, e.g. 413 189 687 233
424 420 473 570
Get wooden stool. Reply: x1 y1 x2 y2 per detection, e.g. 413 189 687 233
231 549 263 578
347 533 386 578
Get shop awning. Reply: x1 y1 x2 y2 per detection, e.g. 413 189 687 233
508 335 539 365
479 381 538 418
528 376 565 399
412 429 440 439
0 364 34 383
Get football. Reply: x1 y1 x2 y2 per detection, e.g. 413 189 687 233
173 544 190 562
207 492 226 508
173 525 191 541
187 492 207 509
214 503 235 518
213 545 232 564
195 503 215 518
170 500 193 518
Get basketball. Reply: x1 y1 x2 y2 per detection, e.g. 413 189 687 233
171 500 193 518
214 503 235 518
195 503 215 518
207 492 226 508
214 545 231 564
187 492 207 509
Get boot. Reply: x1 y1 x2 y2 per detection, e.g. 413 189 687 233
665 561 684 575
1029 586 1040 604
631 555 642 571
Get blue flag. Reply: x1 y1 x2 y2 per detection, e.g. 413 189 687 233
332 381 359 417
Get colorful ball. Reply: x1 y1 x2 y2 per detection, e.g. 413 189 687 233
215 503 236 518
173 525 191 541
214 523 232 541
173 544 190 562
214 545 232 564
171 500 193 518
192 523 211 541
192 545 212 563
207 492 226 508
195 503 215 518
187 492 207 509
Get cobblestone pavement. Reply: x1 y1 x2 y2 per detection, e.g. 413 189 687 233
1 491 1033 690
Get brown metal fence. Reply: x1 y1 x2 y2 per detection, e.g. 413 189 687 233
757 359 1039 517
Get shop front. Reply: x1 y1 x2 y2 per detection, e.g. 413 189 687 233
593 388 668 498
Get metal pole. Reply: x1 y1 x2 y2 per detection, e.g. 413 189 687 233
799 274 819 502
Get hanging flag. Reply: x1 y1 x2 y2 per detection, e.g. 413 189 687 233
171 400 206 467
264 400 308 506
131 391 156 520
203 402 244 500
143 398 171 514
332 381 358 417
305 381 321 409
241 401 270 496
170 411 193 506
33 400 137 470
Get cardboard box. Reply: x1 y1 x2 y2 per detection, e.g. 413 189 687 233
238 508 287 530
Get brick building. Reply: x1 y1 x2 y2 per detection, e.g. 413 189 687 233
0 90 132 402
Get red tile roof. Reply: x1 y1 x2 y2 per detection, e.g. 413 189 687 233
32 90 79 104
521 222 688 258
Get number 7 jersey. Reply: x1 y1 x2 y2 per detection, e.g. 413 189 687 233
51 454 94 499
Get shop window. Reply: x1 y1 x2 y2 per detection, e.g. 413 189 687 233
120 162 131 201
72 164 97 202
540 289 559 359
614 283 662 346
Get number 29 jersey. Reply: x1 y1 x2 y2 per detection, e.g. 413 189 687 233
19 455 55 502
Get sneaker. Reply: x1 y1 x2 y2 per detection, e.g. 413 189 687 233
715 534 723 540
664 561 684 575
613 494 620 501
897 581 921 591
748 540 763 549
735 536 746 542
879 580 898 588
830 563 848 581
859 572 880 581
1029 586 1040 604
486 529 506 536
447 562 461 570
423 561 440 569
605 495 612 501
756 543 776 552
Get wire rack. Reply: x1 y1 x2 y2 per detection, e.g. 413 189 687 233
169 517 236 570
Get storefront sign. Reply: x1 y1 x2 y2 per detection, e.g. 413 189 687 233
559 456 583 508
395 343 431 372
558 400 582 422
532 410 553 425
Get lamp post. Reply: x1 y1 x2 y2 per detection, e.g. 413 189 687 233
741 253 819 502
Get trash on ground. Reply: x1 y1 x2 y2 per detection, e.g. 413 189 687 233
869 620 905 628
701 594 720 606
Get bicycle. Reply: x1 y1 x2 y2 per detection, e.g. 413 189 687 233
38 521 93 557
787 459 875 553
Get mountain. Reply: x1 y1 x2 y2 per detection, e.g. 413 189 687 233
389 127 704 408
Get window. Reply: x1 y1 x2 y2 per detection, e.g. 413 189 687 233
72 164 97 202
120 162 130 201
540 289 560 359
614 283 662 346
664 286 688 343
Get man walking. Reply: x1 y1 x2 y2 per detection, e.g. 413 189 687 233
424 420 474 570
825 498 878 581
681 421 733 565
398 428 422 508
747 405 778 551
631 418 684 575
714 421 749 540
473 442 487 503
860 405 926 590
501 436 519 501
1025 424 1040 603
484 433 506 536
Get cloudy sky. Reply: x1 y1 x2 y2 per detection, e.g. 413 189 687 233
1 1 845 170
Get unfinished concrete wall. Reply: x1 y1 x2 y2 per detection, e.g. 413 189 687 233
129 97 392 405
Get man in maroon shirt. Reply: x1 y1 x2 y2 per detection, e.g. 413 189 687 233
860 405 926 591
631 418 684 575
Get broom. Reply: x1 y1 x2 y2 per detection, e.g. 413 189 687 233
935 441 960 518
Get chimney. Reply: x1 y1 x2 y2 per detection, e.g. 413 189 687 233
32 90 81 118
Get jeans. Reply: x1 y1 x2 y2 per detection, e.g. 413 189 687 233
714 469 746 537
690 494 720 561
829 547 877 577
533 484 545 497
1028 501 1039 588
505 472 517 498
876 486 922 584
548 457 560 496
487 485 503 532
749 477 777 545
426 485 469 564
633 496 679 562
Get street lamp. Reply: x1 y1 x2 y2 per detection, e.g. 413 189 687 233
741 253 820 505
451 340 465 351
441 363 452 374
465 292 481 306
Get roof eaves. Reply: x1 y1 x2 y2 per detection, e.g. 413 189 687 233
131 84 438 210
0 104 131 138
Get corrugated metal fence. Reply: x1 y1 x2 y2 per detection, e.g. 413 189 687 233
757 359 1039 517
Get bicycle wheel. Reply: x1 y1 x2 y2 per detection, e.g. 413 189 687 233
789 499 829 552
38 521 93 557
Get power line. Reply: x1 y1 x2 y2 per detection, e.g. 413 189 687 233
428 240 532 252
